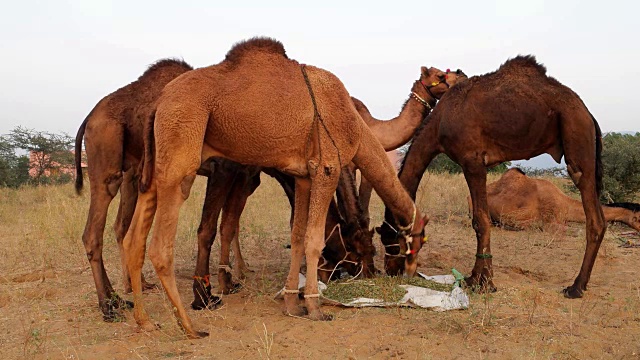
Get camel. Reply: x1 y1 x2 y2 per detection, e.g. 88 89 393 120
380 55 606 299
191 66 466 309
471 168 640 231
74 59 379 316
74 59 193 320
350 69 467 224
124 37 428 338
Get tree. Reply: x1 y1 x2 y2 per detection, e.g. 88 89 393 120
600 132 640 202
7 126 74 185
0 136 29 188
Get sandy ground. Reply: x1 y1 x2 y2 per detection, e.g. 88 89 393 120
1 175 639 359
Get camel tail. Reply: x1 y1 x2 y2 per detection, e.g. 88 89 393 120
593 115 603 197
139 110 156 193
74 114 89 195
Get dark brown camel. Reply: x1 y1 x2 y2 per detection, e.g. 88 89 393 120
380 55 605 298
74 59 193 320
124 38 428 337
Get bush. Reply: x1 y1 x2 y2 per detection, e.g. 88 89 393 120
600 132 640 202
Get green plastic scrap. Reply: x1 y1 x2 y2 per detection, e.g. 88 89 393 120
451 268 465 288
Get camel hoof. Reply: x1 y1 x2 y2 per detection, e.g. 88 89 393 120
187 330 209 339
562 285 584 299
306 310 333 321
191 295 222 310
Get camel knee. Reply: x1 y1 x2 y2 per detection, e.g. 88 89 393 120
181 174 196 200
304 237 324 259
567 164 583 187
149 246 172 276
106 171 124 197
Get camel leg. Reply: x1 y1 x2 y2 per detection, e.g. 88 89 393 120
562 133 606 298
303 169 340 321
114 169 157 294
218 172 257 294
358 175 374 227
283 177 310 317
82 124 129 320
463 163 497 292
191 173 232 310
231 171 260 277
123 180 157 332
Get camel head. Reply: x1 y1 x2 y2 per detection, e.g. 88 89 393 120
415 66 468 102
376 209 430 277
606 202 640 232
320 223 376 282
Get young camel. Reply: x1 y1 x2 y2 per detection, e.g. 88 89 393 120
380 55 605 298
195 66 467 307
74 59 193 320
124 38 428 338
473 168 640 231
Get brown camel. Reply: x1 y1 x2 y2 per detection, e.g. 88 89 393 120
380 55 606 299
124 37 428 337
74 59 193 320
351 68 468 224
75 58 377 315
191 66 466 309
472 168 640 231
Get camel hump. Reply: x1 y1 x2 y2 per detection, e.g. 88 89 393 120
498 55 547 76
225 37 288 63
141 58 193 78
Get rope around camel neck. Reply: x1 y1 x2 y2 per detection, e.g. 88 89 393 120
301 65 342 171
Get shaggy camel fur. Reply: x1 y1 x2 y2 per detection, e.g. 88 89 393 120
124 38 427 337
380 55 605 298
74 59 193 320
194 66 467 307
473 168 640 231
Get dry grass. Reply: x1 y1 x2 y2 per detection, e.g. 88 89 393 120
1 173 639 359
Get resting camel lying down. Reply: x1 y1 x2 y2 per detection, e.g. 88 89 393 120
472 168 640 231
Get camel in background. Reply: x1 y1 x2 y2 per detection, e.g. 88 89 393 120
125 37 428 338
380 55 605 299
471 168 640 231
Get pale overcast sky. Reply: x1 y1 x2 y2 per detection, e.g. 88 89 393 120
1 0 638 140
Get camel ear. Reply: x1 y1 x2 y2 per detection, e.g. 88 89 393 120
421 214 430 226
421 66 429 76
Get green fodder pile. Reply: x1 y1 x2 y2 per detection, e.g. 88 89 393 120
322 276 455 303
